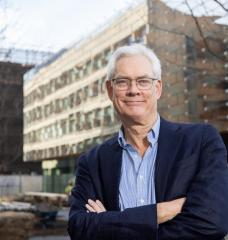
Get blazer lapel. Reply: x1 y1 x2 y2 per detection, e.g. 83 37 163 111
155 118 183 202
99 137 122 211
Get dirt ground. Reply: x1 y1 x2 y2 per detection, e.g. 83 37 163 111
0 211 36 240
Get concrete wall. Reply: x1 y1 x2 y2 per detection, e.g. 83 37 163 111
0 175 42 196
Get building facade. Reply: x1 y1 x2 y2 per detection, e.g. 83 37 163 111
23 0 227 192
23 3 148 192
147 0 227 148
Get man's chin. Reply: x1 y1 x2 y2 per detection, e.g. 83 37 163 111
123 111 147 121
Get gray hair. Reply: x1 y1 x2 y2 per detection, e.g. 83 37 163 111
106 44 161 80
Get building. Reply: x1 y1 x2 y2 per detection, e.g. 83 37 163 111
0 48 53 174
147 0 228 148
23 0 227 193
0 61 41 174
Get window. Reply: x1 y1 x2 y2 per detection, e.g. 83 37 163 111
76 112 84 131
103 106 113 126
94 108 102 127
92 81 99 97
186 36 197 62
84 111 93 129
68 69 74 84
93 54 102 70
76 90 82 105
100 76 106 93
50 79 56 92
63 97 69 110
103 48 112 65
61 119 67 135
83 86 89 101
69 93 74 108
184 68 196 91
69 114 75 133
84 60 93 75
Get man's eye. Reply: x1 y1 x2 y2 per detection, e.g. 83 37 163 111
138 79 151 85
116 79 128 85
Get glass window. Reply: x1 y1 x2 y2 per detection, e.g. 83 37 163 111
76 90 82 105
69 114 76 133
84 86 89 101
92 81 99 97
84 111 93 129
103 106 113 126
61 119 67 135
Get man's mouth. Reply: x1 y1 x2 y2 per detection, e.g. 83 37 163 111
124 100 144 105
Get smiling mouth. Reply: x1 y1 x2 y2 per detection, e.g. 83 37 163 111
124 101 144 105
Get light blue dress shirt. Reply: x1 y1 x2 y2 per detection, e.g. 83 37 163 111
118 115 160 211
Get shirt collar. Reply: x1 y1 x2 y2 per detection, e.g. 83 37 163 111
118 114 160 148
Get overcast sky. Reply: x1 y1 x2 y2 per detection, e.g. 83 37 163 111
0 0 227 53
0 0 142 52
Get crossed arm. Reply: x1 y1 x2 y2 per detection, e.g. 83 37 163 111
86 198 186 224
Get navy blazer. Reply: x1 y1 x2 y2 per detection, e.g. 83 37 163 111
68 118 228 240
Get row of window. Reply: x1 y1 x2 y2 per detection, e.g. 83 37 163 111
24 77 106 126
24 25 147 108
186 36 225 63
24 133 114 161
24 48 112 107
24 106 119 144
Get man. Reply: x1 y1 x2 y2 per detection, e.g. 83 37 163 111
68 44 228 239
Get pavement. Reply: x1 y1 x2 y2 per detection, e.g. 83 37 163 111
30 234 228 240
30 236 69 240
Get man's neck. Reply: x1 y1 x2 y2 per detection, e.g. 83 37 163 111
121 113 158 156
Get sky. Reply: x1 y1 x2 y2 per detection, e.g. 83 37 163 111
0 0 227 53
0 0 142 52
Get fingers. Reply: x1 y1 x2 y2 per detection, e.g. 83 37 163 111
157 197 187 224
88 199 101 212
175 197 186 209
85 199 106 213
96 200 106 211
85 203 96 212
171 197 186 216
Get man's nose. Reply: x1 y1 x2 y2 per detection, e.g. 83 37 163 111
128 81 140 93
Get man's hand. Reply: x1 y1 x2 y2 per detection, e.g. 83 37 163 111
157 197 186 224
86 199 106 213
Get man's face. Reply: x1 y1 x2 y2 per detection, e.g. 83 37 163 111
106 55 162 124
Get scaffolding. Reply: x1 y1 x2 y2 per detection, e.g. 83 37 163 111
0 47 54 65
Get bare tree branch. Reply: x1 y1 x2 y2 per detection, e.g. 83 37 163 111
184 0 225 62
213 0 228 12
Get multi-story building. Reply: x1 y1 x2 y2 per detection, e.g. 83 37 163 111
23 3 148 192
23 0 227 192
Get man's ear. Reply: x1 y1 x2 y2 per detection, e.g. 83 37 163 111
106 80 114 101
155 80 162 100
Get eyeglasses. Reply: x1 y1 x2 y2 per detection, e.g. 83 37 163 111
111 77 158 91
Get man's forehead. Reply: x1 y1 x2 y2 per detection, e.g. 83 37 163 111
116 54 149 62
115 55 153 75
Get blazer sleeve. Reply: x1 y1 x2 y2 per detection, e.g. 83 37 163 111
68 153 158 240
158 125 228 239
